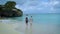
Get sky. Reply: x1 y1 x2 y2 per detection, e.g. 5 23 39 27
0 0 60 14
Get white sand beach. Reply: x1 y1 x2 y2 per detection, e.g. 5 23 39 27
0 20 25 34
0 20 60 34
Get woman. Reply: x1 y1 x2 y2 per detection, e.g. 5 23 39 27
29 16 33 34
30 16 33 26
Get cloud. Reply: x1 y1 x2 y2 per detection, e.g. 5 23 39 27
15 0 60 14
0 0 8 5
0 0 60 14
52 0 60 13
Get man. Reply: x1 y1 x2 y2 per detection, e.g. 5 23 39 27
25 14 28 26
25 14 29 34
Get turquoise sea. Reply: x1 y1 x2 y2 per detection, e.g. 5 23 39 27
0 13 60 34
14 13 60 23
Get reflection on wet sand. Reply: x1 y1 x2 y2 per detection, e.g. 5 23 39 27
25 24 32 34
30 24 32 34
25 25 28 34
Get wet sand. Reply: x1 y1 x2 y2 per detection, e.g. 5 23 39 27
0 21 60 34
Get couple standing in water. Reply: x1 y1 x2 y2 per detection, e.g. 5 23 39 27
25 14 33 34
25 14 33 26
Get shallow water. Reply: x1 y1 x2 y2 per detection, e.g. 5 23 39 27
0 13 60 34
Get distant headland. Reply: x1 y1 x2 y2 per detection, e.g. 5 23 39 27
0 1 23 18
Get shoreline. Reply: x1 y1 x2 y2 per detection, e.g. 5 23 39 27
0 20 59 34
0 23 22 34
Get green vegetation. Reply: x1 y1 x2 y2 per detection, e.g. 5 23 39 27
0 1 23 17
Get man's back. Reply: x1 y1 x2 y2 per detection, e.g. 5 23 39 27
25 16 28 24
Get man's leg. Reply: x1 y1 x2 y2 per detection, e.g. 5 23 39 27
25 22 28 34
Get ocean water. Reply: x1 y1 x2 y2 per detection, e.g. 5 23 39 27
0 13 60 34
14 13 60 23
